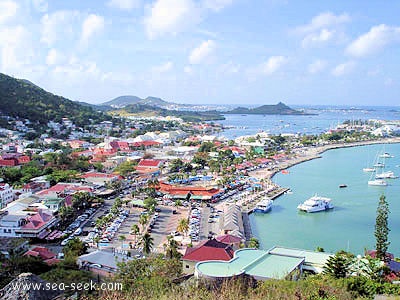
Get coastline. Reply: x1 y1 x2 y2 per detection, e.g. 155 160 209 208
249 137 400 181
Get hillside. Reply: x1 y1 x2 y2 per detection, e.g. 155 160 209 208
227 102 313 115
111 103 225 122
103 95 170 108
0 73 113 127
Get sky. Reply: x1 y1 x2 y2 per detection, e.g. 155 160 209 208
0 0 400 106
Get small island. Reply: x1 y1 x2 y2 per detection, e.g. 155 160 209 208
226 102 315 115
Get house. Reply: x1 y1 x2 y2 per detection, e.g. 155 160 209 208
77 250 136 276
35 183 93 198
80 172 122 186
0 183 14 209
216 234 243 250
17 210 58 238
135 159 163 174
43 198 64 212
23 246 59 265
182 239 234 274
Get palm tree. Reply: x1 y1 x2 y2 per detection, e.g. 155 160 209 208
248 237 260 249
165 235 181 259
139 214 148 233
130 224 140 246
119 235 126 248
141 233 154 255
177 218 189 236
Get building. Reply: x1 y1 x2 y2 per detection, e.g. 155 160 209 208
0 183 14 208
0 237 29 258
80 172 122 186
23 246 59 265
158 182 220 201
195 247 333 281
182 239 234 274
77 250 136 276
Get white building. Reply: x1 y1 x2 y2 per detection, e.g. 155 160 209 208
0 183 14 209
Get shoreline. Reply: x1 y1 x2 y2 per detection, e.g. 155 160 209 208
249 137 400 181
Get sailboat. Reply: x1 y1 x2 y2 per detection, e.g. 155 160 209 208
363 151 376 172
368 151 388 186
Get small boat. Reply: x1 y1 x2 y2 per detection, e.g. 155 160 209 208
375 171 398 179
379 152 394 158
297 195 333 213
374 162 385 168
368 179 388 186
363 168 376 172
253 199 273 213
339 184 347 188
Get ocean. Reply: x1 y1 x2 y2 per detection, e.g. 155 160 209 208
249 143 400 256
216 106 400 139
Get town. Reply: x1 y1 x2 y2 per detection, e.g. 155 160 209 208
1 107 400 298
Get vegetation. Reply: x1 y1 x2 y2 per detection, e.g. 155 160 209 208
140 233 154 255
375 194 390 261
226 102 313 115
0 72 113 129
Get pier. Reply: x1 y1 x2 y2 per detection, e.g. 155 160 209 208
242 187 290 214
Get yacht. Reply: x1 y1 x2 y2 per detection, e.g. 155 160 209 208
363 167 376 172
253 199 273 213
375 171 398 179
373 162 385 168
379 152 394 158
297 195 333 213
368 179 388 186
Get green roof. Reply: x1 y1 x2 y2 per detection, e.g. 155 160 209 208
130 199 145 207
43 198 64 205
196 248 304 280
269 246 333 267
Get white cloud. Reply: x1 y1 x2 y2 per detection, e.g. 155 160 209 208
40 10 79 46
144 0 201 39
296 12 350 34
218 61 240 74
107 0 141 11
0 0 18 24
331 61 355 76
152 61 173 73
31 0 48 12
184 65 193 74
45 49 65 66
302 29 334 48
308 59 327 74
346 24 400 57
0 25 32 73
81 14 105 45
260 56 288 75
189 40 216 64
203 0 233 12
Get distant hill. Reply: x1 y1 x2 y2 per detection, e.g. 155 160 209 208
103 95 170 108
0 73 113 127
226 102 313 115
111 103 225 122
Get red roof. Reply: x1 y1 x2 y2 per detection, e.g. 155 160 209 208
22 210 54 230
183 239 234 262
216 234 242 244
24 246 56 260
137 159 162 168
81 172 122 179
158 182 220 198
131 141 161 147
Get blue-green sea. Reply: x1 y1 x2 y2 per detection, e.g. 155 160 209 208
250 143 400 256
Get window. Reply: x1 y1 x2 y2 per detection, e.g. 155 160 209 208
186 265 190 269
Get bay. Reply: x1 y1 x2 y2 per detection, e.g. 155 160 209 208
249 143 400 256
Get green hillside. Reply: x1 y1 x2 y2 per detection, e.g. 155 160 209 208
0 73 113 127
227 102 313 115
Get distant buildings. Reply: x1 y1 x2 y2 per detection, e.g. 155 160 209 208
0 183 14 208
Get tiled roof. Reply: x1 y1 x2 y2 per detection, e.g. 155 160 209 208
137 159 162 167
216 234 242 244
183 239 234 262
22 211 53 229
24 246 56 260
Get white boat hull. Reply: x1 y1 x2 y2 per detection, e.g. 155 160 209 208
368 180 388 186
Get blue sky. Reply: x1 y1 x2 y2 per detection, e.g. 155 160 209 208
1 0 399 106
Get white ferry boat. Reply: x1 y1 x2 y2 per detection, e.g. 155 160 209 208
297 195 333 213
253 199 273 213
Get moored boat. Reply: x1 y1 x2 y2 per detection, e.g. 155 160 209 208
253 199 273 213
297 195 333 213
363 167 375 172
368 179 388 186
379 152 394 158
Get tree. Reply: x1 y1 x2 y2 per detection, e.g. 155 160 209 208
323 250 353 278
139 214 148 233
375 194 390 262
63 237 88 258
177 218 189 236
141 233 154 255
143 197 157 210
119 235 127 248
131 224 140 245
165 235 181 259
248 237 260 249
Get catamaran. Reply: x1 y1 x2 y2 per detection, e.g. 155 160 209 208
297 195 333 213
379 152 394 158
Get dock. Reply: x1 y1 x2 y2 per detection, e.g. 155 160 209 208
242 212 252 241
243 187 290 214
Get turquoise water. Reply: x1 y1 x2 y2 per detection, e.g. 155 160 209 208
250 143 400 256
